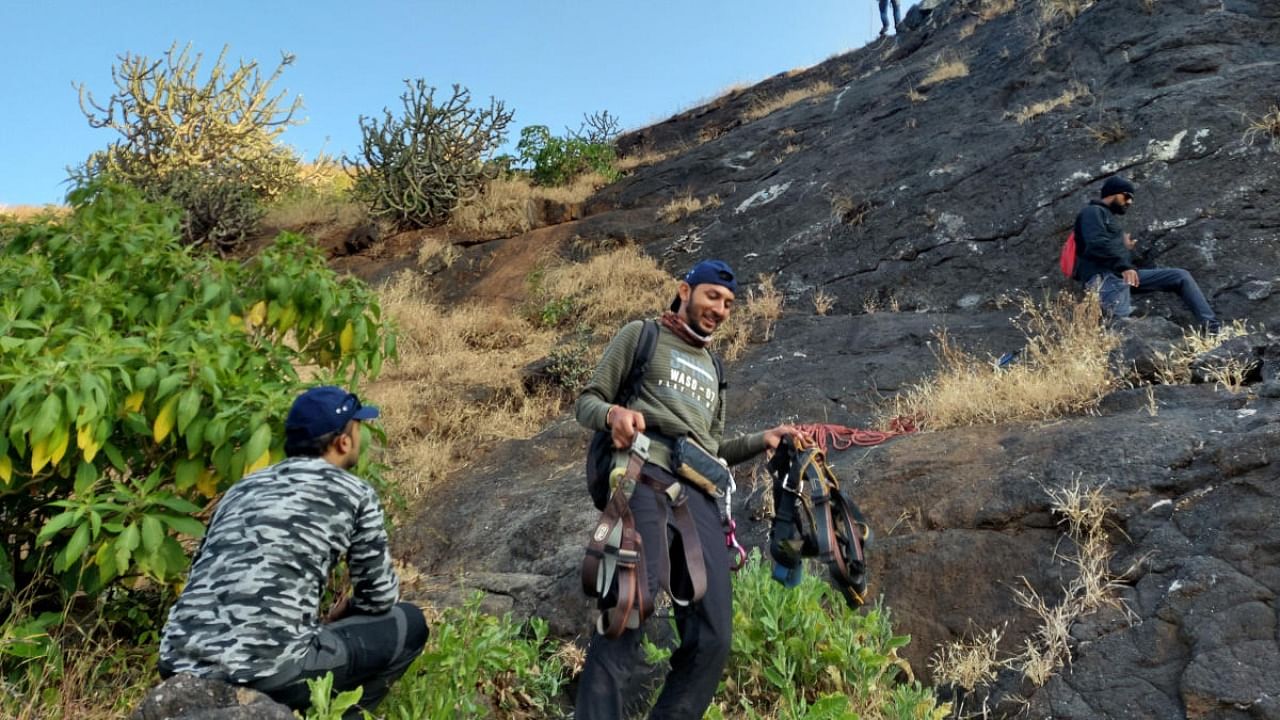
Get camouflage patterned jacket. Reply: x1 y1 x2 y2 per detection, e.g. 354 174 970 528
158 457 399 682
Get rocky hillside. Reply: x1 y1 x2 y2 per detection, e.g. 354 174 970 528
396 0 1280 717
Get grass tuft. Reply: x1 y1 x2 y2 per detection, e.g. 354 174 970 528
930 626 1005 691
742 81 835 122
920 53 970 88
884 292 1118 430
449 173 608 237
1243 104 1280 147
1007 81 1091 124
717 274 784 362
657 193 721 224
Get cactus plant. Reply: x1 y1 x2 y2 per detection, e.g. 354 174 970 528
347 80 514 229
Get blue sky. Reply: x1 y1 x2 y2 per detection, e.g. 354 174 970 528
0 0 885 207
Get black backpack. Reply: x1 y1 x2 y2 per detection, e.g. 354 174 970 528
585 319 725 510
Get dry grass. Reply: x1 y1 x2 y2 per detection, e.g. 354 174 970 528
906 88 928 104
1150 320 1251 386
449 173 608 237
416 236 462 270
1039 0 1092 24
928 476 1130 692
920 53 970 89
260 188 368 232
958 22 977 39
884 292 1119 430
1011 477 1128 686
535 245 673 335
930 626 1005 691
367 246 673 505
1085 118 1128 146
657 193 721 224
616 147 681 172
1007 81 1091 124
861 291 901 314
717 274 784 362
742 81 835 122
0 204 70 221
813 287 837 316
979 0 1019 21
1243 104 1280 147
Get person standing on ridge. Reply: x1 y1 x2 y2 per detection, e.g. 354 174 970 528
1072 175 1221 334
573 259 800 719
878 0 902 36
158 386 426 717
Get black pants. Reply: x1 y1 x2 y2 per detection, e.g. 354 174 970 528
575 475 733 720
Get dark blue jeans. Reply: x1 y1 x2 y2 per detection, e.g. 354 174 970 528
880 0 901 30
1088 269 1217 327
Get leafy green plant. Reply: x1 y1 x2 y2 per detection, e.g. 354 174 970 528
302 673 366 720
516 125 620 186
380 595 570 718
149 164 266 252
715 551 948 719
546 340 593 392
0 182 394 600
349 80 514 229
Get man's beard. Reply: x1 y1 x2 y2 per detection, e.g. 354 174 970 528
1110 202 1128 215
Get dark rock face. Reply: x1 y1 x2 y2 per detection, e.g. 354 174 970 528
401 0 1280 717
130 674 293 720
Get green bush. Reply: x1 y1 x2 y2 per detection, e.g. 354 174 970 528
349 80 514 229
711 551 948 720
380 595 570 718
516 125 620 186
0 182 394 601
150 164 266 252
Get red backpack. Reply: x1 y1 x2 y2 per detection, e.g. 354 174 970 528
1059 230 1077 278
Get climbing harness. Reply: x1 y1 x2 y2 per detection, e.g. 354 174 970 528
768 435 873 609
581 433 724 637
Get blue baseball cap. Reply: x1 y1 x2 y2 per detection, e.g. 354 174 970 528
285 386 380 442
684 259 738 295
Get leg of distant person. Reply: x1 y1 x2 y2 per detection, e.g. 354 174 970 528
1133 268 1218 330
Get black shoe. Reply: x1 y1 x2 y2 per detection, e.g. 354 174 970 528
879 26 888 37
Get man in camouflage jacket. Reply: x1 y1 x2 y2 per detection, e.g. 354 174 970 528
158 386 426 714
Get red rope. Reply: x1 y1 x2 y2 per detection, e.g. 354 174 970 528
794 417 918 454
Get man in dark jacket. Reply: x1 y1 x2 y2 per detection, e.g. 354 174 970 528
1073 176 1220 333
159 386 427 716
573 260 798 719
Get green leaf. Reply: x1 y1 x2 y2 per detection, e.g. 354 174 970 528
177 385 201 435
156 373 183 401
141 515 164 553
55 523 91 573
37 510 81 545
74 461 99 495
102 442 127 472
174 458 202 490
244 424 271 468
160 514 206 538
155 494 201 514
30 393 63 444
135 366 157 391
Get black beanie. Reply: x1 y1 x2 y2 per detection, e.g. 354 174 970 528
1100 176 1136 198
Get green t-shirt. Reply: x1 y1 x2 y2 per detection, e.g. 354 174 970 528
575 319 766 473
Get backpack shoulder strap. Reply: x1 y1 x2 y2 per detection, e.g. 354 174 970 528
615 318 659 406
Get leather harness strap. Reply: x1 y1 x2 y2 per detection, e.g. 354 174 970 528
581 435 710 638
637 470 708 607
768 437 870 608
